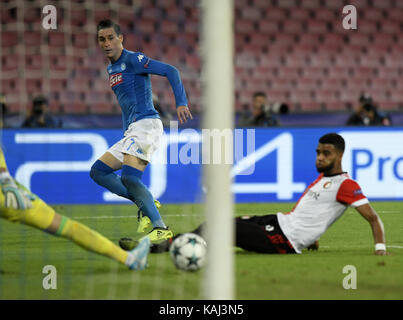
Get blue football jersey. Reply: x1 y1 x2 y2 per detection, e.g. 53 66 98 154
107 49 188 131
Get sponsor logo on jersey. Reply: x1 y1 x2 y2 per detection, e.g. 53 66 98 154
323 181 332 189
137 54 144 62
109 73 123 87
307 189 320 200
265 224 274 232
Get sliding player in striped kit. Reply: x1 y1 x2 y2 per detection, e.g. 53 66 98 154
150 133 388 256
0 148 150 270
90 20 192 243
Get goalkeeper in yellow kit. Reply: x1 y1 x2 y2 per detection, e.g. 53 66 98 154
0 148 150 270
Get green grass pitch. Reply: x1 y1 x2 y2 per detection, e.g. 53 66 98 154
0 202 402 300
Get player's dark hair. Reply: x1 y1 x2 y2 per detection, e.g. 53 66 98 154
253 91 266 99
319 133 345 153
97 19 122 36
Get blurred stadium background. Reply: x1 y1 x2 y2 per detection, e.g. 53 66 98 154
1 0 403 127
1 0 403 301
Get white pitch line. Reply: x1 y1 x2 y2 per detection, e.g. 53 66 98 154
73 214 196 220
387 245 403 249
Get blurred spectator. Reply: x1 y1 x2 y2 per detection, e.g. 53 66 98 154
238 92 284 127
21 96 62 128
153 93 173 127
346 94 391 126
0 93 8 128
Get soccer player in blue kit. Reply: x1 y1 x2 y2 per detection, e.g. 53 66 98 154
90 20 192 243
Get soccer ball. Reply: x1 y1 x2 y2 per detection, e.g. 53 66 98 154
169 233 207 272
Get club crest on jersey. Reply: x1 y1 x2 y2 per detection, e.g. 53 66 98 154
323 181 332 189
109 73 123 87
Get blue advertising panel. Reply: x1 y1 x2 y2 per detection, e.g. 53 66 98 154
2 127 403 204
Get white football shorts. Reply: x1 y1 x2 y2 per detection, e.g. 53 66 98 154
107 118 163 163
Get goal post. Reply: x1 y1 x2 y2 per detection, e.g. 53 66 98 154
201 0 235 300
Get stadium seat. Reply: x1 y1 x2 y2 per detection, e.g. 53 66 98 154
290 90 314 104
136 19 157 34
299 101 322 112
362 7 385 20
23 31 42 47
358 20 379 34
25 54 43 71
282 20 305 34
376 67 401 80
285 54 308 67
272 33 296 47
1 31 18 47
347 33 371 46
320 78 345 91
309 54 334 68
301 0 322 9
159 20 179 36
352 66 374 79
140 7 163 20
1 79 18 94
1 54 18 71
385 53 403 68
302 66 326 79
72 33 91 48
385 8 403 20
71 9 88 26
372 33 396 46
313 8 336 20
381 20 401 34
296 78 320 90
307 20 328 34
94 9 114 22
264 8 287 21
235 20 255 34
241 7 262 20
390 91 403 103
315 90 339 104
277 0 298 9
0 8 16 24
372 0 393 9
48 32 65 47
24 6 41 23
288 8 311 20
257 20 280 33
344 78 371 93
25 79 43 94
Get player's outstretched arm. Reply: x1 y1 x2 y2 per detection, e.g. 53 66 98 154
355 203 389 256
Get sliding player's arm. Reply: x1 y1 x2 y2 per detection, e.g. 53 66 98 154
131 52 192 124
336 178 387 256
355 203 388 256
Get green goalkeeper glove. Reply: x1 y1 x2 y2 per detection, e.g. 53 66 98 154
1 175 33 210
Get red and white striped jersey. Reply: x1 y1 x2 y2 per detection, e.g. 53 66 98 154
277 172 368 253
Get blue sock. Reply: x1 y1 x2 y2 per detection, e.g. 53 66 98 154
90 160 130 199
121 165 166 229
